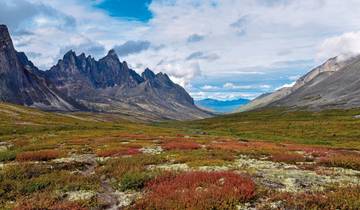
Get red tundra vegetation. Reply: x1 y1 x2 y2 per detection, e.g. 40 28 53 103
162 141 201 150
16 150 60 162
96 147 141 157
270 152 307 164
318 152 360 170
135 171 256 210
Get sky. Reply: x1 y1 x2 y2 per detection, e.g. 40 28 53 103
2 0 360 101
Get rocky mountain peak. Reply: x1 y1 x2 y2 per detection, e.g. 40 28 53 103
0 25 14 50
0 24 211 120
142 68 156 80
63 50 76 60
105 49 118 60
0 25 78 111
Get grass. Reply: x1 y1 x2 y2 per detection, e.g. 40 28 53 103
2 103 360 208
270 152 308 164
16 150 61 162
0 150 16 162
318 153 360 170
0 162 99 208
161 108 360 149
119 171 151 191
96 147 141 157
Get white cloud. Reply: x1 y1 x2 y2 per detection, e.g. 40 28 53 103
4 0 360 100
201 85 219 91
190 91 258 101
260 84 271 89
276 81 296 90
317 31 360 61
223 82 252 90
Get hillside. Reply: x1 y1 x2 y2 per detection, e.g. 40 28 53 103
239 55 360 112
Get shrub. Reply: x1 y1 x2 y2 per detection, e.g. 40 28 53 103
162 141 201 150
96 147 140 157
270 152 307 164
98 154 166 180
20 178 51 194
0 150 16 162
16 150 60 162
265 186 360 210
13 192 87 210
135 171 256 210
171 149 235 167
318 153 360 170
119 171 151 191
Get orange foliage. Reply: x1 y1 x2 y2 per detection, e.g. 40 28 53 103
270 152 307 164
135 171 256 209
162 141 201 150
96 147 140 157
16 150 60 162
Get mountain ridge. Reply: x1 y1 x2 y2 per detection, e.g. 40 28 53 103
238 55 360 112
0 24 211 120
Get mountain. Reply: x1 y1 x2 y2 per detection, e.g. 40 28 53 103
238 55 360 112
0 25 80 111
196 98 250 113
0 24 211 120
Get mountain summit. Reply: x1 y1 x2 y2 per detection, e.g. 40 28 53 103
238 55 360 112
0 25 78 111
0 25 210 120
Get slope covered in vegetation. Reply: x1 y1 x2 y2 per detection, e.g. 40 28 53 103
1 103 360 209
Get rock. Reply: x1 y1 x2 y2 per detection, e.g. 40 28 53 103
0 25 81 111
66 190 96 201
148 163 189 171
239 55 360 112
233 156 360 192
139 146 163 155
0 24 211 120
113 191 141 208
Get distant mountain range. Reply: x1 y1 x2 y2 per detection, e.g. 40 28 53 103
196 98 250 113
238 55 360 112
0 24 211 121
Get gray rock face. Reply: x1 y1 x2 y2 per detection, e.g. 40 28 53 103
45 49 209 120
0 25 77 111
0 25 210 120
239 55 360 111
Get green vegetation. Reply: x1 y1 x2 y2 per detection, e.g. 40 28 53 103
2 103 360 209
163 108 360 149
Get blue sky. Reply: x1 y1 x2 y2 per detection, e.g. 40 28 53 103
95 0 153 22
2 0 360 100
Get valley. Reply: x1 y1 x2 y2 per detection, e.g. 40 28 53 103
1 103 360 209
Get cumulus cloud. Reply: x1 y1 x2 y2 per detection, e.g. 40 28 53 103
317 31 360 61
4 0 360 100
114 40 151 57
0 0 76 32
